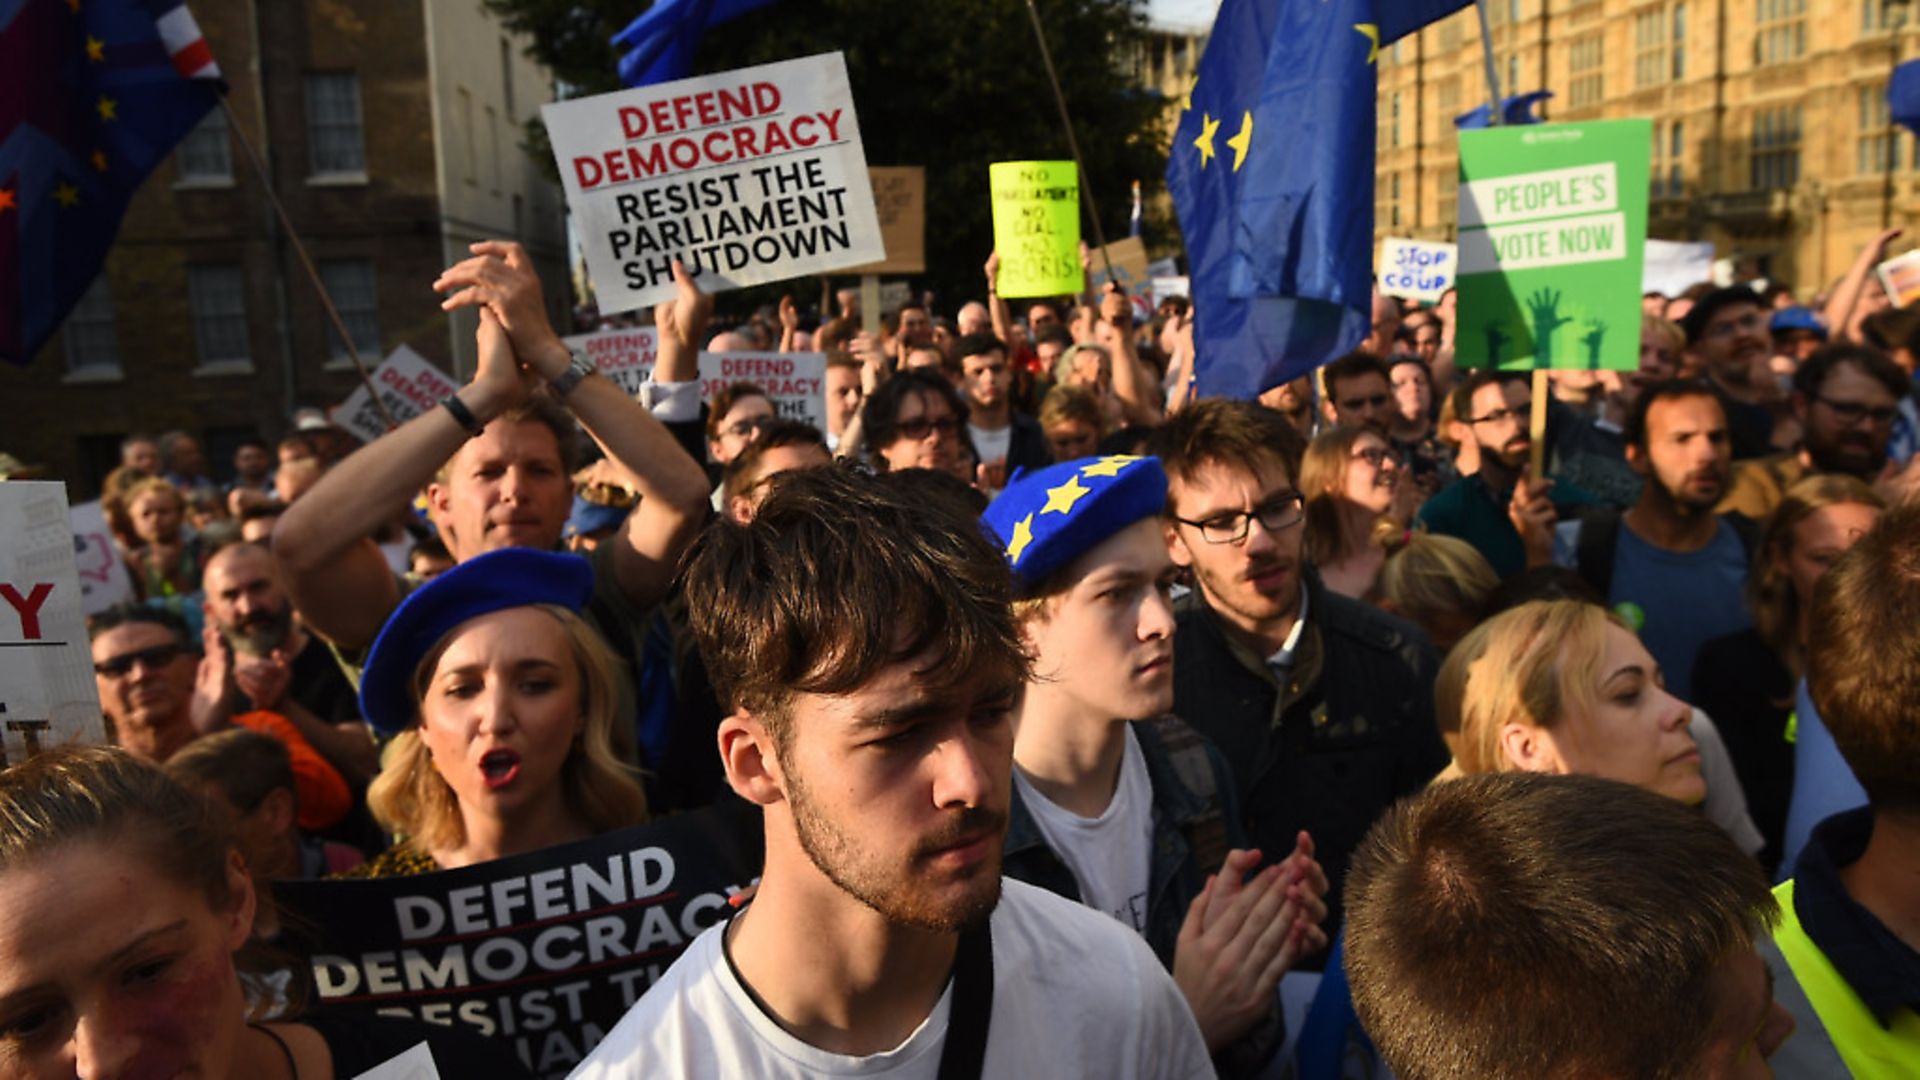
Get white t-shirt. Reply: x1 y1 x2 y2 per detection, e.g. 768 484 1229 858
1012 726 1155 933
570 879 1212 1079
968 421 1012 465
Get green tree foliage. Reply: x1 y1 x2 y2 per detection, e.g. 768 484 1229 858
486 0 1168 310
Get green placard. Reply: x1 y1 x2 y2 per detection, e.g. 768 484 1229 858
1456 120 1650 371
990 160 1082 298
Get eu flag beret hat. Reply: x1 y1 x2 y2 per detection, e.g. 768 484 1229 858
981 455 1167 592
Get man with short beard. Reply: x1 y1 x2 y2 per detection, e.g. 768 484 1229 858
201 542 375 784
1553 381 1751 701
1417 372 1586 578
577 468 1210 1077
1719 344 1920 520
1151 400 1447 949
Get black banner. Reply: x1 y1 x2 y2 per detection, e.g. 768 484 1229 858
275 799 762 1077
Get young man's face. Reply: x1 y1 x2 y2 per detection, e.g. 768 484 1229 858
1325 371 1394 433
709 395 777 465
960 348 1012 412
1632 393 1732 511
1166 453 1306 632
878 389 965 479
1023 520 1178 723
824 365 863 436
771 649 1019 931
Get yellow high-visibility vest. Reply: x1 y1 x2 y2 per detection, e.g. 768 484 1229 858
1771 879 1920 1080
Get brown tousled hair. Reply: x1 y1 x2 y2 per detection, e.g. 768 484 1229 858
1807 499 1920 813
1147 397 1306 496
1345 771 1778 1080
682 463 1029 746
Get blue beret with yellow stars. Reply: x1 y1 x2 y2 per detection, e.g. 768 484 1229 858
982 455 1167 591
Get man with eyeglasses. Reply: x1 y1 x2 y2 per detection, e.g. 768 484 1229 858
1682 286 1780 460
88 605 349 826
1416 371 1594 578
1150 400 1447 948
1720 344 1920 521
861 368 975 483
1318 351 1397 435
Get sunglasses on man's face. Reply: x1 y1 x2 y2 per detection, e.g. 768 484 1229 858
897 416 960 441
93 642 190 678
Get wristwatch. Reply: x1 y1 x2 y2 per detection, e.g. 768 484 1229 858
548 350 596 398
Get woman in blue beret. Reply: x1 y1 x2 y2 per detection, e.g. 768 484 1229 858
347 548 648 877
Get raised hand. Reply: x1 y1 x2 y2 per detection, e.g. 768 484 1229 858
189 624 236 734
1527 289 1572 365
434 240 567 379
653 259 713 354
1581 320 1607 366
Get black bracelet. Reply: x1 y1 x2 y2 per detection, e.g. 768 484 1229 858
441 394 485 438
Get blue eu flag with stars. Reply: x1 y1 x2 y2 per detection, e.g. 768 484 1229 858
1167 0 1464 398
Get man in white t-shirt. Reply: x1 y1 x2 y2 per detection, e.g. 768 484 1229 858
984 455 1329 1076
575 467 1212 1079
957 332 1052 488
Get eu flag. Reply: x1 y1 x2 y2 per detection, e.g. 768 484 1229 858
1166 0 1463 398
1 0 222 366
612 0 781 88
1892 59 1920 137
1456 89 1553 129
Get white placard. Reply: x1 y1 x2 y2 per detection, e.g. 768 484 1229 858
1150 275 1190 301
352 1041 440 1080
333 346 461 446
0 482 107 765
1459 161 1619 229
563 328 828 432
1378 238 1459 302
1643 239 1716 297
68 500 134 616
545 52 884 314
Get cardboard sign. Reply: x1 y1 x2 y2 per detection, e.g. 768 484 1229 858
545 52 884 314
562 329 828 432
1088 236 1151 295
1378 238 1458 302
1878 249 1920 308
1643 238 1715 298
335 346 461 446
1456 120 1651 370
0 482 107 767
276 801 761 1079
844 166 926 275
878 281 912 315
68 500 135 616
990 161 1081 298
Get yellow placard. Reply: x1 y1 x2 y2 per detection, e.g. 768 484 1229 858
990 161 1081 298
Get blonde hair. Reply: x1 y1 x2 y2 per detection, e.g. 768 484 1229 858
1055 342 1110 387
1640 312 1684 357
1750 474 1884 679
1452 601 1627 777
366 605 647 852
1377 532 1499 640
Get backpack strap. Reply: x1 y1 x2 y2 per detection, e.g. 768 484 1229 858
1574 507 1623 599
935 922 994 1080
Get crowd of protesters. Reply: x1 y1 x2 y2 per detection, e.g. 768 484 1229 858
1 223 1917 1078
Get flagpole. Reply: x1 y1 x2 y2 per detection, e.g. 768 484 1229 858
1020 0 1117 282
1472 0 1504 126
218 97 398 429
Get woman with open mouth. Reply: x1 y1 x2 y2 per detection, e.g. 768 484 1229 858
343 548 649 878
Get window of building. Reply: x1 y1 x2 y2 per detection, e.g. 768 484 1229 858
63 275 121 377
1570 34 1605 106
319 260 380 363
459 86 476 185
487 105 502 192
1391 93 1402 147
1858 83 1898 174
1390 173 1402 228
305 72 366 177
1440 15 1464 51
1757 0 1808 63
1863 0 1905 34
1634 9 1668 87
1751 105 1803 189
1508 54 1521 94
187 265 251 368
1673 3 1687 78
176 108 231 183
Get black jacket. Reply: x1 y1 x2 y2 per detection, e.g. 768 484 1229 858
1170 568 1447 943
1004 410 1055 474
